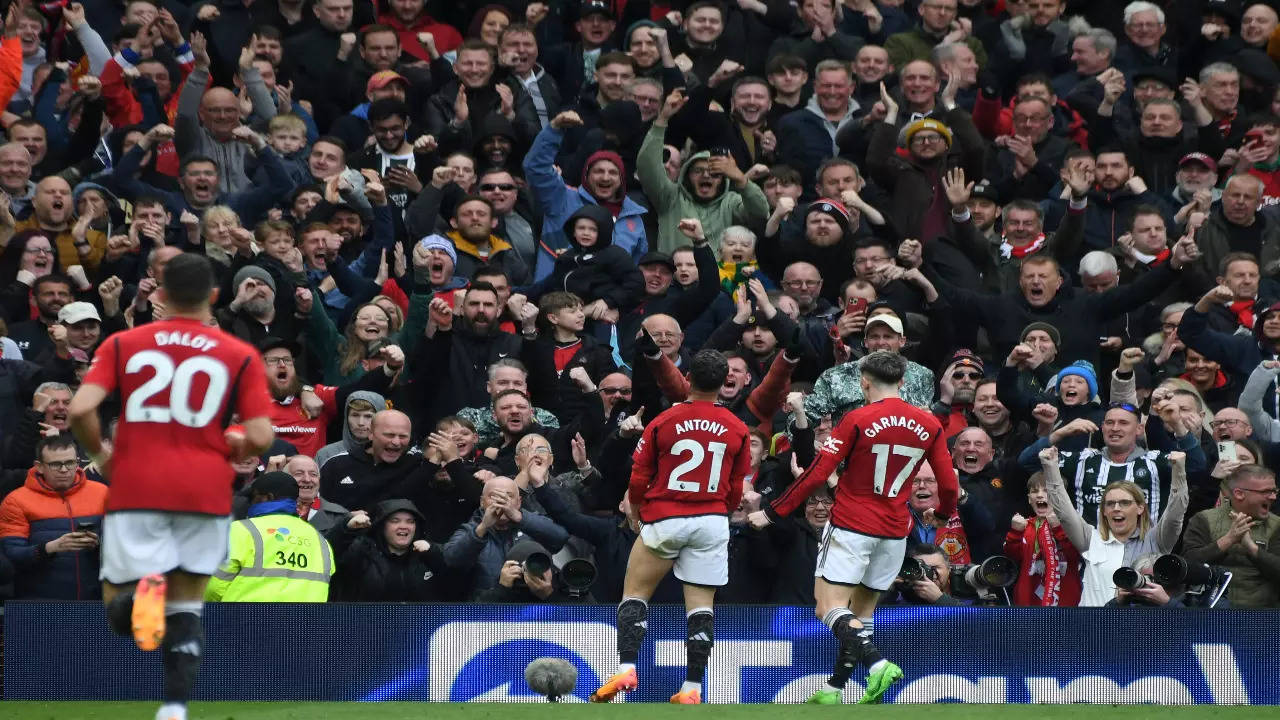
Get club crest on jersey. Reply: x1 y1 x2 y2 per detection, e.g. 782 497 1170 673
819 436 844 454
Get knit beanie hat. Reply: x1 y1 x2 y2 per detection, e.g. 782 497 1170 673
232 266 276 295
419 234 458 266
1253 301 1280 342
1055 360 1098 398
805 198 851 234
903 118 953 148
1020 321 1062 349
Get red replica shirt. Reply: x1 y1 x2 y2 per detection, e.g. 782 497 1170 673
771 397 960 539
268 385 338 458
83 317 273 515
629 400 751 523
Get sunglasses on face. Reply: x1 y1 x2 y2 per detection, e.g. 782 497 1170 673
952 371 981 381
480 183 516 192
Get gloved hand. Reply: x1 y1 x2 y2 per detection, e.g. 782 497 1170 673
784 326 806 361
637 327 661 359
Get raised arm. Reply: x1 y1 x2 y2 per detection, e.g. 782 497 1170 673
1152 452 1189 553
1039 445 1091 552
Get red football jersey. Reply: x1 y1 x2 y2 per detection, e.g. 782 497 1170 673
83 317 274 515
771 397 959 538
629 400 751 523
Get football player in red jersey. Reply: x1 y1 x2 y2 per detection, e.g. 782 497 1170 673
69 254 274 720
749 351 960 705
591 350 752 705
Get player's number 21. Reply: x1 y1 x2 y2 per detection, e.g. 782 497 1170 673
667 439 728 493
869 443 926 497
124 350 230 427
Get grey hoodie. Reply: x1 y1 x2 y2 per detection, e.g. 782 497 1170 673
315 391 387 470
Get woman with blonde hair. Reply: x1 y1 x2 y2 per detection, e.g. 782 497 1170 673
1039 445 1187 606
198 205 246 266
306 293 429 384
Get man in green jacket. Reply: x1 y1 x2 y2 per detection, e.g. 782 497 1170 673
1182 464 1280 608
636 90 770 255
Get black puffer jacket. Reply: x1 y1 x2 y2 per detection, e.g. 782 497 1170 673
530 204 644 311
324 498 449 601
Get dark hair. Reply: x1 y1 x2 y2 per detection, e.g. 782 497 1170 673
34 273 73 294
465 279 499 300
1014 72 1054 93
767 164 802 185
0 230 60 284
688 349 730 392
313 135 348 156
1220 251 1260 275
492 387 530 407
500 22 537 44
472 266 509 285
252 24 282 42
161 253 216 309
859 350 908 385
1094 145 1131 164
114 23 141 45
37 434 77 461
596 51 636 72
180 154 218 174
908 542 948 562
454 194 494 218
133 194 167 212
1129 203 1165 229
360 23 399 43
766 53 806 75
368 98 412 125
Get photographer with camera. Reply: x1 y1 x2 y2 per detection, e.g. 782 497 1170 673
478 538 576 603
1039 446 1188 606
1182 463 1280 608
1109 554 1233 608
882 544 965 606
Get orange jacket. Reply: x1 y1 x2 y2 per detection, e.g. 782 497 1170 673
0 36 23 111
0 466 107 599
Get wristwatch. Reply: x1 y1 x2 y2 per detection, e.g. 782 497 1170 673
301 385 315 395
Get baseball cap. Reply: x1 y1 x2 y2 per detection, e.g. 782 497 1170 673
637 251 675 271
865 314 904 335
58 301 101 325
971 180 999 203
946 348 984 374
367 70 408 95
580 0 615 19
1179 152 1217 172
258 335 300 358
251 471 300 500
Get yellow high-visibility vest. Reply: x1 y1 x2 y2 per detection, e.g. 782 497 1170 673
205 513 333 602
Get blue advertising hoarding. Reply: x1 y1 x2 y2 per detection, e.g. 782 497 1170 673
4 602 1276 704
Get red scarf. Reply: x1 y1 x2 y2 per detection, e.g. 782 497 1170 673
1030 518 1062 606
297 497 321 518
1000 233 1046 259
935 515 972 564
1229 299 1255 329
1149 248 1170 266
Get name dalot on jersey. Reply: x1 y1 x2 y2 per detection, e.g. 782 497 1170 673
153 330 219 352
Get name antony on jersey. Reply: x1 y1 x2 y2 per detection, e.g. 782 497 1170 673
864 415 931 441
674 419 730 436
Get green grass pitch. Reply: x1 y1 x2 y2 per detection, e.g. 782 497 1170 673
1 703 1273 720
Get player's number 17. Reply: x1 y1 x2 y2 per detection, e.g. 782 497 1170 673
869 443 926 498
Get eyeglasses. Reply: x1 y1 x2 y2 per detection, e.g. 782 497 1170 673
910 134 946 145
480 183 516 192
519 446 552 455
1103 498 1136 509
264 356 295 366
1161 322 1179 332
805 496 834 507
1239 487 1279 497
952 371 982 381
1012 114 1049 124
688 166 720 177
24 247 52 255
648 331 681 340
600 387 632 395
783 279 821 288
41 460 77 471
1211 419 1246 428
854 256 891 266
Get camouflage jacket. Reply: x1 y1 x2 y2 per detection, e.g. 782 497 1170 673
457 406 561 445
803 360 936 425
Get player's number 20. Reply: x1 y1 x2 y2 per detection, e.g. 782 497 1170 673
666 439 728 493
869 443 926 497
124 351 230 427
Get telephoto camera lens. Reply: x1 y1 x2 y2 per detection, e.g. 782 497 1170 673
899 557 929 581
1153 554 1214 587
523 551 553 577
1113 566 1151 590
560 557 597 591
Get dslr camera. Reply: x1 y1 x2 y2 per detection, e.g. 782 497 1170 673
949 556 1018 605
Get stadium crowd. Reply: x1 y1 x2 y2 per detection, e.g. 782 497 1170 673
0 0 1278 610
